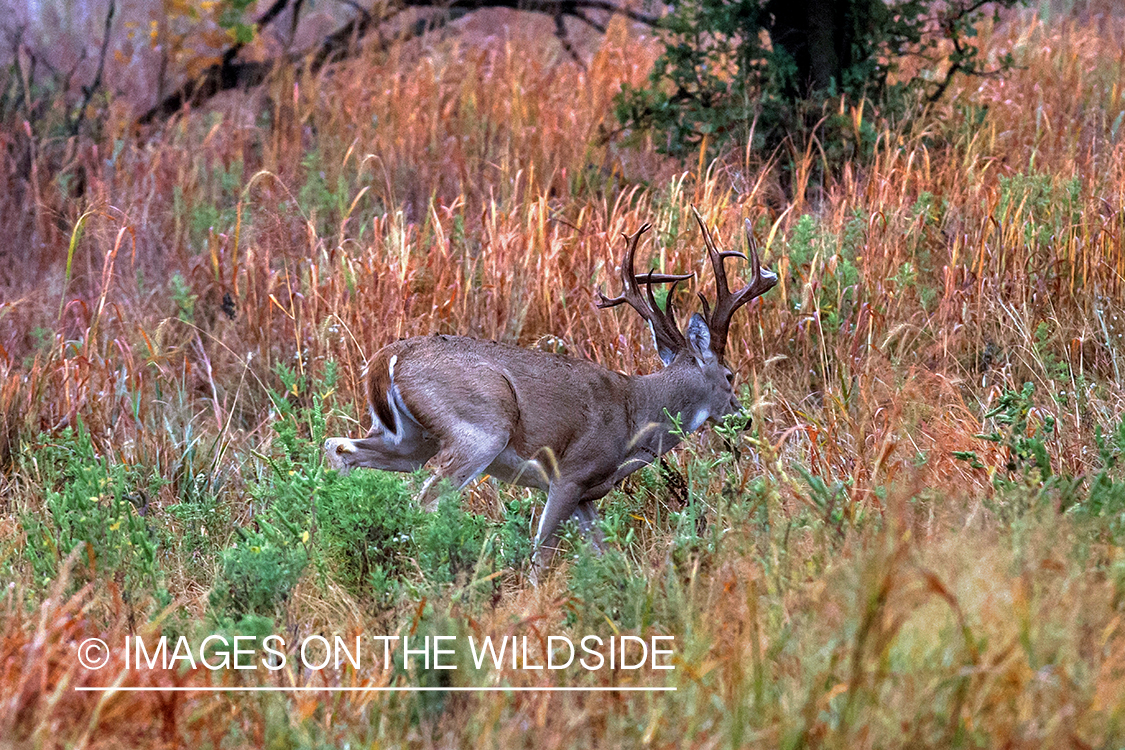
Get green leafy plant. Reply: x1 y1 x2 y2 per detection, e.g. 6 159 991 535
210 531 308 618
980 382 1055 482
615 0 1022 161
415 493 492 586
1064 417 1125 546
169 272 196 323
785 213 861 332
20 423 162 596
566 545 654 632
954 383 1056 485
209 361 332 619
316 468 421 604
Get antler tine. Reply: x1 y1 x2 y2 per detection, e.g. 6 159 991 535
662 275 687 321
644 269 686 344
596 223 647 309
596 223 692 356
637 270 695 285
692 207 779 362
741 217 779 299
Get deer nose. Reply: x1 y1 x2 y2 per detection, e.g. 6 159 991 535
324 438 357 455
323 438 358 471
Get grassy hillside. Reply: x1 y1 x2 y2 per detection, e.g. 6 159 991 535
2 8 1125 748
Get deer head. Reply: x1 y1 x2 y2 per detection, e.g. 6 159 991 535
597 206 778 427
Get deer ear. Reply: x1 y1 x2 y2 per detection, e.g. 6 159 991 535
649 321 676 367
686 313 715 366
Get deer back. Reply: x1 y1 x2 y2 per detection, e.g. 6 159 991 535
367 335 637 458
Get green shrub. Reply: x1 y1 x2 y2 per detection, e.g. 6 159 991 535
316 468 421 604
209 361 330 619
978 382 1055 483
1067 417 1125 546
416 493 492 585
567 546 654 632
20 423 162 596
615 0 1021 162
317 473 499 602
210 532 308 618
494 497 535 571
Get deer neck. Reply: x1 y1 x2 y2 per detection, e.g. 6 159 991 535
626 362 709 460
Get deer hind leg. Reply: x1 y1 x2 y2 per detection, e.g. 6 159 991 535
419 429 510 512
325 376 438 473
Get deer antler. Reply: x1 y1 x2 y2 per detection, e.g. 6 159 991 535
597 223 694 358
692 207 778 363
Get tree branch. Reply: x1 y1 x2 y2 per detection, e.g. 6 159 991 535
138 0 659 126
70 0 115 137
139 0 295 124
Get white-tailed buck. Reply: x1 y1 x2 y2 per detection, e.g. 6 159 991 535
324 208 778 582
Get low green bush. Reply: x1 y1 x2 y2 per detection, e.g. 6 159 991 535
20 422 162 598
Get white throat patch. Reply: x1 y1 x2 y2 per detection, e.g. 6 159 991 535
689 408 710 432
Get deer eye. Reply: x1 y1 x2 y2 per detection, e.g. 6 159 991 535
725 371 734 384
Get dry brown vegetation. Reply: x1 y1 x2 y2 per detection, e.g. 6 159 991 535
2 6 1125 749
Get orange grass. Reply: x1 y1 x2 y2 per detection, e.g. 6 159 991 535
2 7 1125 748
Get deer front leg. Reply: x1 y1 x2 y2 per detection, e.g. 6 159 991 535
529 482 587 585
572 500 605 553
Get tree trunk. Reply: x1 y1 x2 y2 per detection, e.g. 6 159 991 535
765 0 863 97
807 0 839 92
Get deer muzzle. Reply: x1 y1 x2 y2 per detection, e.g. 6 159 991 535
323 437 358 472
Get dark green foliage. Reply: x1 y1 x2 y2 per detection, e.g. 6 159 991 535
165 488 229 580
955 383 1125 548
317 474 517 604
494 497 535 570
210 531 308 618
20 422 162 596
209 361 331 619
1067 417 1125 545
209 357 503 616
980 382 1055 481
316 468 421 603
615 0 1022 160
796 464 855 541
317 468 539 612
567 546 654 632
416 493 492 585
784 212 862 330
997 170 1084 253
175 156 247 254
953 382 1055 488
299 148 350 236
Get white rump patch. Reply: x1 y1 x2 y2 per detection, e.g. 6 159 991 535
383 354 405 444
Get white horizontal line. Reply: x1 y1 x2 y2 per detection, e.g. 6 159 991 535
75 686 676 693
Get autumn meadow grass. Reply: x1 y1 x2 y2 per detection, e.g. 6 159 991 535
2 7 1125 748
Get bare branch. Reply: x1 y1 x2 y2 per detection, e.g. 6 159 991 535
69 0 115 137
138 0 659 126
